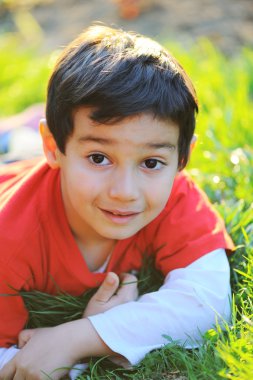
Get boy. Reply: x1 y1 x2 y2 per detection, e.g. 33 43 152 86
0 25 234 379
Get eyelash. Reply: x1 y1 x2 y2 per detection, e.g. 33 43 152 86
88 154 167 170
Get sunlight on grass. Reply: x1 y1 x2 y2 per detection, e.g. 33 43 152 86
0 34 252 379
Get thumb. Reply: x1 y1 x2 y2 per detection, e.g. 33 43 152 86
117 273 139 302
93 272 120 303
18 329 36 348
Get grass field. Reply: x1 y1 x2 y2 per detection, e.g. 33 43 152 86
0 34 253 379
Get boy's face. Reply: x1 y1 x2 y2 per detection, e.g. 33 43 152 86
44 108 179 244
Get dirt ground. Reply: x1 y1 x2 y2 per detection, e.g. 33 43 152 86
1 0 253 54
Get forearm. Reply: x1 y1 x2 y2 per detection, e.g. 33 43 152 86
0 320 114 365
0 320 113 380
0 318 117 380
0 273 131 378
61 318 116 359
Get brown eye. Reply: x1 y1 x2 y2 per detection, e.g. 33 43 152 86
89 154 110 166
142 159 165 170
92 154 105 164
144 159 158 169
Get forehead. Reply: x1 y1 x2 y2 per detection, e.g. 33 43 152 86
72 107 179 146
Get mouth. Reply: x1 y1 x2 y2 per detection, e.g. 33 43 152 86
100 208 141 224
107 210 138 216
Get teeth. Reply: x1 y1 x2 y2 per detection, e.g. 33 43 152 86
111 211 130 216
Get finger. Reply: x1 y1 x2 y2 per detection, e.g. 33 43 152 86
18 329 36 348
13 367 62 380
117 273 139 302
120 272 138 286
93 272 120 303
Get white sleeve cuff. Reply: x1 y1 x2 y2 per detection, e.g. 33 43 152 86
0 346 20 369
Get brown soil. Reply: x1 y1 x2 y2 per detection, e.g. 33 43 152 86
1 0 253 54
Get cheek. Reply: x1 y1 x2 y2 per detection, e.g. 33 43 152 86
65 167 104 201
148 176 176 212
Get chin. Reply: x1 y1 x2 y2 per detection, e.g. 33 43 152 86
103 228 139 241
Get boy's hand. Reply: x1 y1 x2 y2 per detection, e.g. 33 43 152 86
0 325 81 380
0 318 117 380
18 271 138 348
83 271 138 317
0 272 138 379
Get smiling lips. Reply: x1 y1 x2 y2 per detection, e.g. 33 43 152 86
100 208 141 224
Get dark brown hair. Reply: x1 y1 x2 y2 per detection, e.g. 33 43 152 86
46 25 198 169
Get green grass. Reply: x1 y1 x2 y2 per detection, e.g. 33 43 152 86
0 35 253 379
0 35 52 116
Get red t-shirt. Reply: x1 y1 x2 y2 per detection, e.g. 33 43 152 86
0 158 234 347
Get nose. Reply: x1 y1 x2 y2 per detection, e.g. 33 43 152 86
108 167 139 202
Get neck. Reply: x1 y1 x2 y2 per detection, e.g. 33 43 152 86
76 237 116 272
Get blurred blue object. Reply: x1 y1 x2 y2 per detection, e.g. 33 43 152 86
0 104 44 164
0 131 11 155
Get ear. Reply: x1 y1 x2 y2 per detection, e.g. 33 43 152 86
190 134 197 154
39 119 60 169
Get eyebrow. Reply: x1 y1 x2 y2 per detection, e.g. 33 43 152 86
77 136 176 149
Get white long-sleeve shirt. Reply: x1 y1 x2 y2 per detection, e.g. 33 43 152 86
0 248 231 372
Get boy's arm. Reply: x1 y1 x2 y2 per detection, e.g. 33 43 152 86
87 248 231 365
0 272 138 379
0 249 230 378
0 319 114 380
